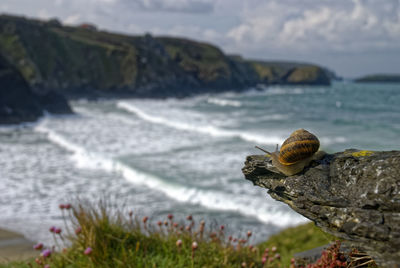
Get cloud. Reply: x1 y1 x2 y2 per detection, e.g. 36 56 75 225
226 0 400 54
63 14 81 25
133 0 214 13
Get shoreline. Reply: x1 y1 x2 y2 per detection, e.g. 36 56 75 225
0 227 36 263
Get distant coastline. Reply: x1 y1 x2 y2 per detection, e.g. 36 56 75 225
355 74 400 83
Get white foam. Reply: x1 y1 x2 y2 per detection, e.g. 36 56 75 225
320 136 347 145
117 101 283 145
207 98 242 107
35 123 303 227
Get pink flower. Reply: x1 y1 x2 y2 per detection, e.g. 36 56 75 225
84 247 93 255
262 257 267 264
33 243 43 250
64 203 72 209
44 265 50 268
157 221 162 226
176 239 182 247
192 241 198 250
167 214 173 220
54 228 62 234
49 226 56 233
41 249 52 258
220 225 225 231
75 226 82 235
186 215 193 221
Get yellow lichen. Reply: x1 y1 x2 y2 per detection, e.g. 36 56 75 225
352 150 373 157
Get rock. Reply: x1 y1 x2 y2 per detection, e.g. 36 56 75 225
282 66 331 85
0 54 72 124
242 149 400 267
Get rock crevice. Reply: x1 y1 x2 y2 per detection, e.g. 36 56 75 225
242 149 400 267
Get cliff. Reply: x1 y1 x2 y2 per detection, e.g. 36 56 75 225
246 60 332 85
242 150 400 267
355 74 400 83
0 53 72 124
0 14 333 99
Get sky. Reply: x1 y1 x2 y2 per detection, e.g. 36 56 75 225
1 0 399 78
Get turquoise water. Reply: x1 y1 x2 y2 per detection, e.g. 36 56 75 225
0 81 399 245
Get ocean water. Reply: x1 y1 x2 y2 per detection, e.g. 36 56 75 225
0 82 399 245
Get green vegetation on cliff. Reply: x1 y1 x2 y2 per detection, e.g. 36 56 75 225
0 14 333 98
355 74 400 83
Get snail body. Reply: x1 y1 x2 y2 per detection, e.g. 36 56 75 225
256 129 325 176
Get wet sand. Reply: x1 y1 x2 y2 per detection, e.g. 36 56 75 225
0 228 37 263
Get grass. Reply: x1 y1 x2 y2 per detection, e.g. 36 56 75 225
0 200 341 268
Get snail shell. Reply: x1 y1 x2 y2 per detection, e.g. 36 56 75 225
256 129 324 176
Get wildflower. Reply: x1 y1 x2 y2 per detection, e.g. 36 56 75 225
247 231 252 237
262 257 267 264
84 247 93 255
35 258 42 265
176 239 182 247
157 221 162 226
291 258 295 264
49 226 56 233
220 225 225 231
44 265 50 268
173 222 179 228
248 245 253 250
54 228 62 234
164 221 168 226
64 203 72 209
59 204 65 209
271 246 277 252
75 226 82 235
275 253 281 260
228 236 232 241
186 215 193 221
167 214 173 220
192 241 198 250
41 249 52 258
241 262 247 267
33 243 43 250
186 225 191 231
142 216 149 223
128 210 133 217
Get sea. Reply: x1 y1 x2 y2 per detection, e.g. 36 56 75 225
0 82 399 246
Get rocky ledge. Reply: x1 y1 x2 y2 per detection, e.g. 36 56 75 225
242 149 400 267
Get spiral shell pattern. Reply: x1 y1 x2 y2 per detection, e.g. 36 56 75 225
278 129 319 165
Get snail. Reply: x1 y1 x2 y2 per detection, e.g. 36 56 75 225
255 129 325 176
